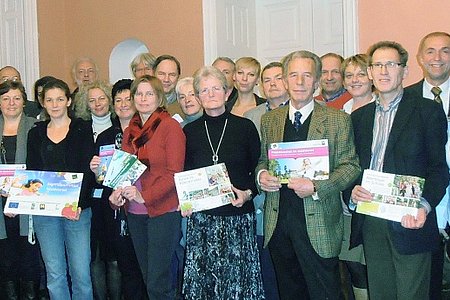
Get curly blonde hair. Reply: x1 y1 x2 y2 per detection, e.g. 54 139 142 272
74 80 114 120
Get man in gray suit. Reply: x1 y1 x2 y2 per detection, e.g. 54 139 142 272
244 62 289 300
245 62 289 134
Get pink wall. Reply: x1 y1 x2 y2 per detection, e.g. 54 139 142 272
38 0 204 90
37 1 450 88
358 0 450 85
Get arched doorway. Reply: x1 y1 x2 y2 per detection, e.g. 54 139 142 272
109 39 149 83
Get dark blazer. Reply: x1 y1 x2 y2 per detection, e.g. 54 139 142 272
404 80 425 98
349 92 449 255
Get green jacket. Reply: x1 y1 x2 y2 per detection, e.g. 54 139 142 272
257 101 360 258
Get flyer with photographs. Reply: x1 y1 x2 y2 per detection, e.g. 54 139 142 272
268 139 329 184
102 149 147 189
357 169 424 222
0 164 26 194
174 163 235 212
4 170 83 218
97 144 115 182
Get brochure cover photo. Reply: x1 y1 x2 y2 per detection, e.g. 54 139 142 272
0 164 26 194
4 170 84 218
97 144 115 182
102 149 147 189
357 169 424 222
268 139 329 184
174 163 235 212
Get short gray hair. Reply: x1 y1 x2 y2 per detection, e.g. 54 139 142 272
193 66 228 95
281 51 322 81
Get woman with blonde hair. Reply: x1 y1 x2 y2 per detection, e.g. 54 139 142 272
109 75 185 299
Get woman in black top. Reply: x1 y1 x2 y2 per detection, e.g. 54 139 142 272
182 66 264 299
27 78 95 300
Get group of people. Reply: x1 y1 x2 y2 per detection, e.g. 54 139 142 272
0 30 449 300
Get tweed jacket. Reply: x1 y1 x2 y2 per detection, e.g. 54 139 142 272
257 101 360 258
0 114 37 239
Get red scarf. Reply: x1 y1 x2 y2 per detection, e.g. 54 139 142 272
126 108 171 160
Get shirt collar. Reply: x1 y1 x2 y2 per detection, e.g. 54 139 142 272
423 77 450 99
289 99 314 124
322 88 347 102
266 99 289 112
375 91 403 112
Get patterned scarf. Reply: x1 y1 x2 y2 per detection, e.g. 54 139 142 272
126 107 171 160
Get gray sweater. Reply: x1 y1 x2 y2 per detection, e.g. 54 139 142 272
0 114 37 239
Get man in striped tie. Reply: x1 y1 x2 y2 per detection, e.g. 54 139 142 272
405 31 450 300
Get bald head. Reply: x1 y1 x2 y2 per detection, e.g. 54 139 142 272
0 66 21 82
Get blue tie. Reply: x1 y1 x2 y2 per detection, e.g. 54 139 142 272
294 111 302 131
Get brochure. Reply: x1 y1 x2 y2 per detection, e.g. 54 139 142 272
174 163 235 212
0 164 26 194
357 169 424 222
268 139 329 183
97 144 115 182
4 170 83 218
102 149 147 189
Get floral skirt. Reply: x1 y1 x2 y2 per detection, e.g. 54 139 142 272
183 212 265 299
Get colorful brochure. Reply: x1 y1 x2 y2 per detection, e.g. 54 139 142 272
97 144 115 182
357 169 424 222
4 170 83 218
268 139 329 183
0 164 26 194
174 163 235 212
102 150 147 189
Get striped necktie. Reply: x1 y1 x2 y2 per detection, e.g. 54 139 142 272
431 86 442 104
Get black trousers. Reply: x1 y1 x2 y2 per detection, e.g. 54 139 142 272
268 195 341 300
0 215 40 282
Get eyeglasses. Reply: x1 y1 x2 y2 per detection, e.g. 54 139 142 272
370 62 404 70
198 86 225 96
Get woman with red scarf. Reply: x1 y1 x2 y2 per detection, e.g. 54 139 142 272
109 75 185 299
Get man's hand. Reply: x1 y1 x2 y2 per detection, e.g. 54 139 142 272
287 177 314 198
259 171 281 192
350 185 373 204
401 207 427 229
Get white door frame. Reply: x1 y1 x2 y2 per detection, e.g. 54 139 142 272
23 0 40 95
202 0 358 64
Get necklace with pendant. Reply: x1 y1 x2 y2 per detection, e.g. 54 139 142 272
204 119 228 165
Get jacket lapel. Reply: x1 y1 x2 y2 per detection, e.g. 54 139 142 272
307 102 326 140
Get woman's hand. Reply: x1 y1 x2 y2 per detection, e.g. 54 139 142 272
231 185 252 208
109 188 126 207
89 155 101 175
4 212 17 218
121 186 145 204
